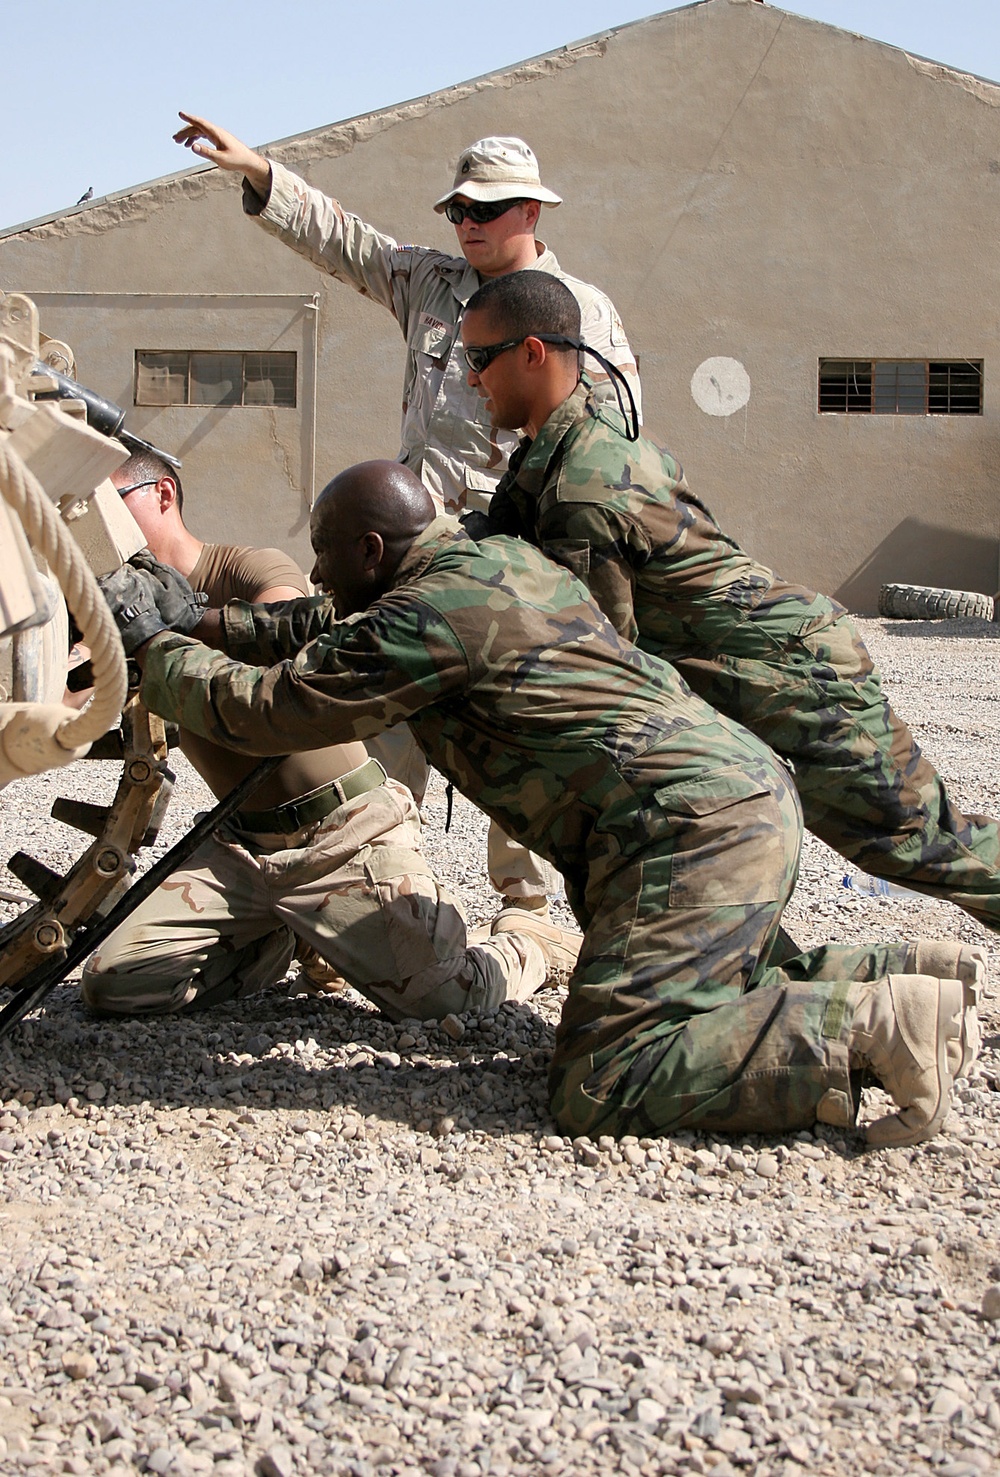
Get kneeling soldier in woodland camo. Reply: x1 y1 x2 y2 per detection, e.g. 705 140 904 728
99 461 980 1148
463 270 1000 935
85 453 579 1022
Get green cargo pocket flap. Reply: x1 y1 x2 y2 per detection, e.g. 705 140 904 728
654 766 769 817
543 538 591 581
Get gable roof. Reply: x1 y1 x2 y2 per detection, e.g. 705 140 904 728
3 0 998 243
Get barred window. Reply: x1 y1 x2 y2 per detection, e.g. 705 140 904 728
135 351 296 407
818 360 872 414
818 359 981 415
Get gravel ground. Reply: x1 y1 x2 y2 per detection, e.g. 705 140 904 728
1 616 998 1477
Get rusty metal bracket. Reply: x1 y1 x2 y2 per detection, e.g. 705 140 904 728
0 689 173 989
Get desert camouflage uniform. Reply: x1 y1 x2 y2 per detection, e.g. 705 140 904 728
82 773 548 1023
245 161 641 516
488 383 1000 932
137 518 886 1139
83 545 549 1021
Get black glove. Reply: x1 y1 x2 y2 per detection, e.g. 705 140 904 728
483 485 531 539
99 557 206 656
128 552 207 632
459 510 497 542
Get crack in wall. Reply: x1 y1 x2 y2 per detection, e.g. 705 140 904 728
264 405 302 508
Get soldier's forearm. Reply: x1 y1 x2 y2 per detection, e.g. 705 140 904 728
140 634 380 757
243 156 272 200
123 612 222 670
189 608 226 651
222 594 339 666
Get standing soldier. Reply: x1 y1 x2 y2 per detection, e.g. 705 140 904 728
173 114 639 919
172 115 639 516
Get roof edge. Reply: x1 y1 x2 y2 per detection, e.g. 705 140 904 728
4 0 998 242
0 2 710 243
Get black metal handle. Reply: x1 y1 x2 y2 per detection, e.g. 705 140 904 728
0 754 285 1042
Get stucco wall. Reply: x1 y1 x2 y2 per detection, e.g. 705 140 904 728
3 0 998 608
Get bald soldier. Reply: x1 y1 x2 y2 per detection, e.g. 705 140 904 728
461 269 1000 933
86 453 580 1023
100 461 980 1148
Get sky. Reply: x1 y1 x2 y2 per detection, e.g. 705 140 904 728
4 0 1000 231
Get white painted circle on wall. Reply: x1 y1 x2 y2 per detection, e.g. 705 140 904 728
691 357 751 416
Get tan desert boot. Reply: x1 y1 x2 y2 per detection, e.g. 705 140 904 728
902 941 984 1078
491 907 583 973
850 974 979 1148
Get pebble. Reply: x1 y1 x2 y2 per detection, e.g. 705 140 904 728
258 1446 295 1477
980 1283 1000 1321
60 1350 97 1380
0 621 996 1477
930 1388 966 1420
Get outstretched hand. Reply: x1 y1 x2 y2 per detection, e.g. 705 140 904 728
173 112 271 197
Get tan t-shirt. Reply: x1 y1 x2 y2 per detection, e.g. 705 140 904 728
181 544 368 812
188 544 307 609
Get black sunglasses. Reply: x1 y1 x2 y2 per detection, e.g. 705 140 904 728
116 478 159 498
444 198 525 226
463 333 582 376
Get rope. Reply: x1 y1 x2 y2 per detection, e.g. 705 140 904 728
0 437 127 746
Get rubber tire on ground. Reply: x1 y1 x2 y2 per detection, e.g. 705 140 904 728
878 583 995 622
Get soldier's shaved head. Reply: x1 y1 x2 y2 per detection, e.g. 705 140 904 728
311 460 436 617
462 275 583 440
316 460 434 543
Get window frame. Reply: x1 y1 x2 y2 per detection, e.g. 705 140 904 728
134 349 297 409
817 358 982 417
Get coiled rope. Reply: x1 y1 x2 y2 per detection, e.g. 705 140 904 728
0 437 127 745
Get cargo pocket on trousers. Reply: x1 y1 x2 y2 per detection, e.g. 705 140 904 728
361 843 463 973
654 766 783 907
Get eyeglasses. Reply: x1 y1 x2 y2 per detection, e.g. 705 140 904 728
463 332 582 376
115 478 159 498
444 198 524 226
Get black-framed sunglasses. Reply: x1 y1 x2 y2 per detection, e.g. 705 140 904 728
444 198 525 226
463 338 525 375
116 478 159 498
463 333 582 376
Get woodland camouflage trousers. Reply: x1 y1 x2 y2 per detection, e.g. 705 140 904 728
549 762 909 1140
669 601 1000 932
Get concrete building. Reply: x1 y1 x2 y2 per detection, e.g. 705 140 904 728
2 0 998 611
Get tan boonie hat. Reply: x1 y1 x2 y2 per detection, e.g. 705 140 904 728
433 136 562 213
